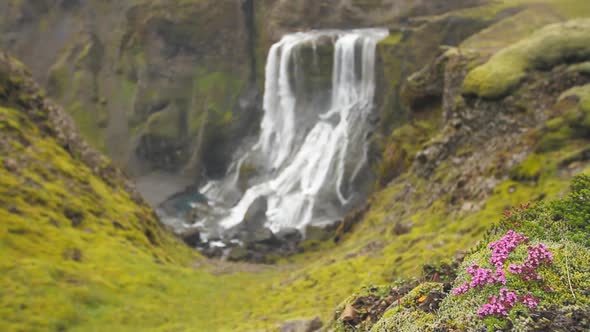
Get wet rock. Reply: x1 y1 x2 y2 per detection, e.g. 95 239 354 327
243 196 268 228
276 227 303 244
207 206 304 263
201 245 225 258
186 202 212 224
305 223 339 242
226 246 249 262
247 227 277 245
179 227 201 247
279 317 323 332
227 197 275 245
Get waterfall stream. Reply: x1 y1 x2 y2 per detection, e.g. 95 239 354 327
166 29 388 240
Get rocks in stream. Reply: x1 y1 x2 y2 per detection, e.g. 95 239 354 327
196 197 306 263
168 193 343 262
220 225 304 263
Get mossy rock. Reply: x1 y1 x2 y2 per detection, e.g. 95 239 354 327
463 19 590 99
510 154 545 181
370 283 443 332
0 51 202 331
378 120 438 186
559 84 590 135
536 84 590 153
332 283 416 332
144 106 182 141
536 129 574 153
567 61 590 74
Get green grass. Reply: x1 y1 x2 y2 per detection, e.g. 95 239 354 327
3 92 582 331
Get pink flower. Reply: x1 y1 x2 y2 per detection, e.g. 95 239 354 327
509 243 553 281
494 268 507 285
477 288 519 317
453 264 507 294
453 231 553 320
488 230 529 268
521 293 540 309
452 284 469 295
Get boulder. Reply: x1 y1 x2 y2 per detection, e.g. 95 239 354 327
228 196 274 244
276 227 303 244
242 196 268 228
178 228 201 247
279 317 322 332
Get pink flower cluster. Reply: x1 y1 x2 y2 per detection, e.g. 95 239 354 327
488 230 529 268
521 293 540 309
508 243 554 281
453 230 553 319
477 289 539 318
452 265 506 295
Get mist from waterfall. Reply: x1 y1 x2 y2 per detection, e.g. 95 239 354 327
200 29 388 236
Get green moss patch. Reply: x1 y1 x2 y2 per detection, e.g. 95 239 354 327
536 84 590 153
463 19 590 99
145 106 182 141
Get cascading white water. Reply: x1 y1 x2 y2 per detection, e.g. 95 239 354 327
201 29 388 235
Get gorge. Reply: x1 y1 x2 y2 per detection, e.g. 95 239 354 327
1 1 590 331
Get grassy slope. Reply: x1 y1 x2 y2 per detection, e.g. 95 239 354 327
2 1 590 332
367 173 590 331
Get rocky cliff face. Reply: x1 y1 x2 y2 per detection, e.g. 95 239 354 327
0 0 259 181
0 0 491 194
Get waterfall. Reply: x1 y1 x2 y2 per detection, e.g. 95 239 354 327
201 29 388 235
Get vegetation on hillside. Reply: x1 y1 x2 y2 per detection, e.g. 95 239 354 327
340 173 590 331
1 1 590 331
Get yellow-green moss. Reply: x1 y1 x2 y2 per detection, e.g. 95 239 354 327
463 19 590 99
568 61 590 74
370 283 441 332
378 121 438 186
188 69 243 135
510 154 544 181
145 107 181 140
560 84 590 113
536 84 590 152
